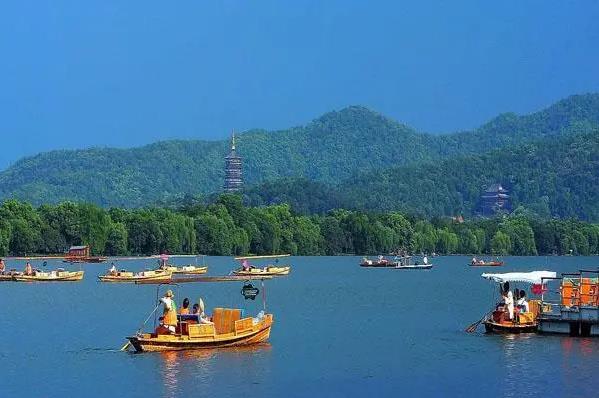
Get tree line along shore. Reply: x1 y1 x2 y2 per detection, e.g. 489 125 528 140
0 195 598 257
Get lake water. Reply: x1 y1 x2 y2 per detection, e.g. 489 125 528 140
1 256 598 397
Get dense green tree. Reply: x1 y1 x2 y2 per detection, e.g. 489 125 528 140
491 231 511 255
105 222 129 256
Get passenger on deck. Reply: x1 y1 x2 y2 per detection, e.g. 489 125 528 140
191 303 200 314
197 298 213 324
0 258 5 273
242 260 251 271
24 261 33 276
180 298 190 315
503 282 514 320
517 290 529 313
423 256 428 265
109 262 117 275
159 290 178 333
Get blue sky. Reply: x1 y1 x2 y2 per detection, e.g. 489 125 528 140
1 1 598 169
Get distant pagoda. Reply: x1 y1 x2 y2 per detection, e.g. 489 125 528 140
224 132 243 193
479 183 511 216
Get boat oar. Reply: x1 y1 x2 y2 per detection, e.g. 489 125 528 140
465 311 492 333
120 303 161 351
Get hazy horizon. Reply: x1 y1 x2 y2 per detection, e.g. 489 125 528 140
1 1 598 169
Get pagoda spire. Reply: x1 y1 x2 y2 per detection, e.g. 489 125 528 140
224 129 243 192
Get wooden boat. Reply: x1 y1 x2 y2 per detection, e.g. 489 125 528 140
14 269 84 282
483 319 538 333
160 265 208 275
99 269 172 283
476 271 556 334
232 266 290 276
124 276 275 353
127 309 273 352
470 258 504 267
360 256 393 267
233 254 291 276
392 255 432 270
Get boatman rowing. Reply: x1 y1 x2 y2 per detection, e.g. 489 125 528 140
160 290 178 334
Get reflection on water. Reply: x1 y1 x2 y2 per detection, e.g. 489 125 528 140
159 343 273 397
490 333 599 398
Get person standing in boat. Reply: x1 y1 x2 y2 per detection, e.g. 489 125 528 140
0 258 5 274
24 261 33 276
160 290 178 333
109 262 117 275
502 282 514 320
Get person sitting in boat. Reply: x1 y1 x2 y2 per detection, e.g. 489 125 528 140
159 290 178 334
423 256 428 265
517 290 529 313
191 303 200 314
0 258 5 274
24 261 33 276
242 260 252 271
196 298 213 324
109 262 117 275
471 257 477 265
180 298 190 315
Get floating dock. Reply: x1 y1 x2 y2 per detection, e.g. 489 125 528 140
538 270 599 337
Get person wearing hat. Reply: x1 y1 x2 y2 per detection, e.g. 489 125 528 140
160 290 178 333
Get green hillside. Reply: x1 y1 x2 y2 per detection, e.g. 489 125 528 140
0 94 598 208
291 130 598 220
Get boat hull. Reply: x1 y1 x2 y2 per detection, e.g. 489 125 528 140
99 273 172 283
127 318 273 352
393 265 433 270
13 271 85 282
470 262 504 267
165 266 208 275
483 320 537 334
360 263 393 268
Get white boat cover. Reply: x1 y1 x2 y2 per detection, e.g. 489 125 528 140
481 271 556 284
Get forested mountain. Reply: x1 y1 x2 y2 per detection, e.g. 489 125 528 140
248 130 599 220
1 94 598 208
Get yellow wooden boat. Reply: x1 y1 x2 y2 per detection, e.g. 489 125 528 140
14 269 84 282
233 254 291 276
232 266 290 276
127 308 273 352
161 265 208 275
99 269 172 283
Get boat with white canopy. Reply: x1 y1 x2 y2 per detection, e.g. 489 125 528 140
467 271 556 333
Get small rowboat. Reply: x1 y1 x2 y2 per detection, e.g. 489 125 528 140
14 270 85 282
233 254 291 276
99 269 172 283
161 265 208 275
483 319 537 334
469 271 556 334
127 309 273 352
232 266 290 276
470 261 504 267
